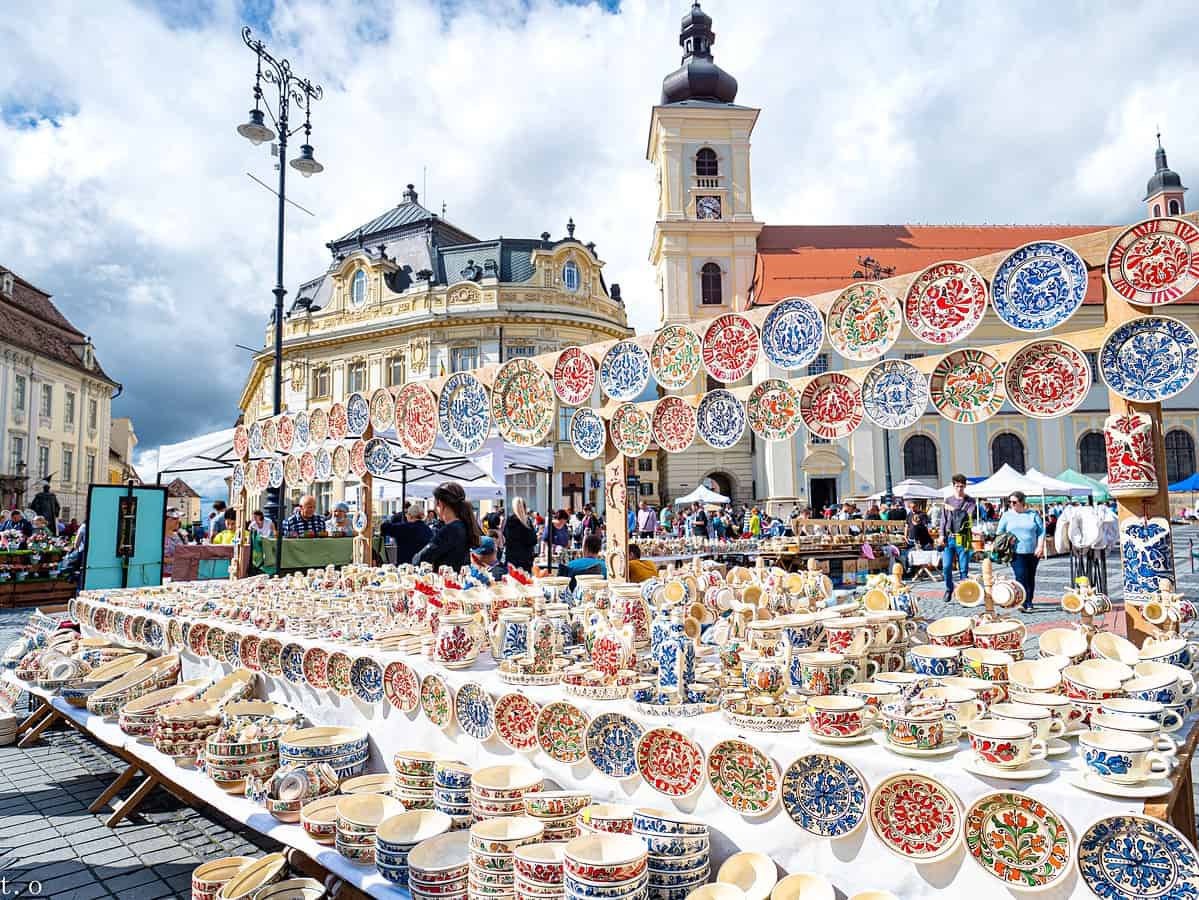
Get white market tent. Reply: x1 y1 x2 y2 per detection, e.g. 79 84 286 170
940 464 1091 501
888 479 945 500
1026 467 1093 498
154 428 239 480
674 484 730 505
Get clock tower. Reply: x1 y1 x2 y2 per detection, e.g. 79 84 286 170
648 3 763 327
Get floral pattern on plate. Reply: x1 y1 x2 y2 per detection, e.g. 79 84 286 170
760 297 824 370
242 462 256 492
569 408 606 460
384 660 420 712
634 727 704 798
259 638 283 677
1100 315 1199 402
930 348 1005 424
364 438 394 477
277 415 295 452
395 383 438 457
315 447 333 481
454 681 495 741
301 647 330 689
233 425 250 458
350 656 384 704
261 418 278 453
328 403 348 441
346 392 370 436
696 389 746 450
827 282 902 361
586 712 644 779
1004 339 1091 418
964 791 1071 891
492 358 555 447
349 440 368 478
231 463 245 493
746 379 802 442
308 406 328 444
494 693 541 753
611 402 652 457
268 458 284 489
800 372 863 440
707 739 779 817
421 673 454 729
370 388 395 433
904 260 989 345
782 753 867 837
438 372 491 454
599 341 651 402
553 346 597 405
327 651 353 696
702 313 760 382
536 701 591 764
992 241 1088 331
248 422 263 457
1077 814 1198 900
299 451 316 484
294 411 310 450
1107 217 1199 306
651 396 696 453
868 772 963 863
331 445 350 479
284 455 302 486
860 359 928 429
650 324 703 389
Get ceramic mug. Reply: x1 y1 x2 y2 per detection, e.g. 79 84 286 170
917 686 986 725
1079 730 1175 784
988 701 1066 742
1141 637 1199 671
880 706 960 750
1062 664 1126 702
847 681 900 711
961 647 1013 683
967 719 1047 768
1090 713 1178 754
868 648 906 674
1100 697 1185 733
909 644 961 677
926 616 974 649
1123 672 1190 707
1007 690 1084 733
807 695 877 738
973 619 1027 653
791 652 857 696
823 618 874 656
842 653 880 683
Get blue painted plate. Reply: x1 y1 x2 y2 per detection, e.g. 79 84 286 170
248 422 263 456
860 359 928 429
350 656 384 704
281 642 306 684
586 712 644 779
437 372 492 454
570 408 606 460
268 457 284 489
364 438 394 477
231 463 245 493
454 681 495 741
761 297 825 370
1100 315 1199 402
695 390 746 450
991 241 1088 332
315 447 333 481
782 753 868 837
599 341 651 401
294 411 311 450
1078 814 1199 900
346 392 370 436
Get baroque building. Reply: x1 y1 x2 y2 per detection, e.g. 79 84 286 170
238 186 632 515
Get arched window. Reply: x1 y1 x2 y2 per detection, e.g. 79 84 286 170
562 261 580 292
903 435 938 479
1078 431 1106 476
350 270 368 309
1170 199 1182 215
695 148 718 178
1154 203 1162 217
991 432 1026 473
701 263 723 305
1166 429 1196 483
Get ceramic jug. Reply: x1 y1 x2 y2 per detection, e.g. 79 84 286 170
490 608 531 661
522 604 561 674
743 639 791 699
591 619 634 680
610 584 651 648
433 612 478 669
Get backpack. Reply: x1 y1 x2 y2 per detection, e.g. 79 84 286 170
991 531 1017 565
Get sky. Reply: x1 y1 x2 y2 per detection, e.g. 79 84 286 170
2 0 1197 480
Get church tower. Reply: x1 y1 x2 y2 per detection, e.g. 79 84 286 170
647 3 763 327
1146 132 1187 218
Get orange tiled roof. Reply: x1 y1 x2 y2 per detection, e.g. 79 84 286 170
751 224 1199 306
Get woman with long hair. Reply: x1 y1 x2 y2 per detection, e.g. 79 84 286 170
503 496 537 573
413 481 482 570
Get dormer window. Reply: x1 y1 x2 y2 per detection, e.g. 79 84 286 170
563 261 580 293
350 270 367 309
696 148 718 178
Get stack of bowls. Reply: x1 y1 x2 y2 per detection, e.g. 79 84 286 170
376 809 453 887
279 726 369 780
409 830 471 900
221 700 301 728
300 795 340 845
393 750 439 809
214 852 288 900
191 856 252 900
340 773 394 795
434 760 473 828
154 701 222 766
201 669 256 706
525 791 591 842
118 680 207 736
0 713 15 747
335 793 403 866
250 878 325 900
204 718 288 794
563 834 649 900
87 654 181 717
515 842 565 900
251 762 339 822
61 652 148 707
470 817 546 900
472 764 543 821
634 809 710 899
578 803 636 836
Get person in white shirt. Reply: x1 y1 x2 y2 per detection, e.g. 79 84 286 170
249 509 275 539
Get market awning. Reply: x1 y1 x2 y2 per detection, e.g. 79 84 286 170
154 428 238 479
674 485 730 505
1056 469 1112 501
1169 472 1199 492
1026 468 1093 498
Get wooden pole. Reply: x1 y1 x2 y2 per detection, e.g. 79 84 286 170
361 423 373 566
604 446 629 582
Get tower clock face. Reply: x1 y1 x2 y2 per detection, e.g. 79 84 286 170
696 195 722 220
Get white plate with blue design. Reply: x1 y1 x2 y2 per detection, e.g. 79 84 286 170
569 408 606 460
346 392 370 436
599 340 651 401
860 360 927 430
586 712 644 779
1077 813 1198 900
991 241 1088 332
695 389 746 450
437 372 491 454
1100 315 1199 402
454 681 495 741
760 297 824 370
781 752 868 837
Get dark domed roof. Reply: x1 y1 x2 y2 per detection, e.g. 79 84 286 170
660 2 738 105
1146 135 1187 200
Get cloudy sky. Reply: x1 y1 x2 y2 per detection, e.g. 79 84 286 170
2 0 1195 471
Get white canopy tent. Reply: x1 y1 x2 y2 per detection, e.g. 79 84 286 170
154 428 239 480
940 464 1092 502
1026 467 1093 498
674 484 730 505
880 479 945 500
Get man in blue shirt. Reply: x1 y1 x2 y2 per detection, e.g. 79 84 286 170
282 495 327 538
558 533 606 589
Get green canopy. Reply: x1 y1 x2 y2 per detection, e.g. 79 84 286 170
1056 468 1112 502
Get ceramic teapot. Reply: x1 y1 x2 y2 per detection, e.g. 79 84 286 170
742 639 792 699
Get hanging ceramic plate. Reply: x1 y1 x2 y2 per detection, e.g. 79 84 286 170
299 451 317 484
992 241 1088 331
248 422 263 457
364 438 393 477
420 673 454 730
586 712 644 779
610 402 652 457
256 458 271 490
454 681 495 741
827 282 902 361
1107 217 1199 306
349 440 368 478
702 313 760 382
696 389 746 450
553 346 597 405
294 411 310 450
370 388 395 433
309 406 328 444
1004 339 1091 418
383 660 420 713
261 417 278 453
438 372 491 454
930 349 1005 424
492 358 555 447
328 402 348 441
346 392 370 436
650 324 703 389
570 408 606 460
634 727 705 798
1078 814 1199 900
599 340 651 401
268 457 284 489
868 772 963 864
231 463 245 493
782 753 868 837
233 424 250 459
707 739 779 818
331 444 350 479
283 454 300 486
394 383 438 457
904 260 989 345
760 297 824 370
1100 315 1199 402
242 461 257 493
315 447 333 481
276 414 295 452
494 693 541 753
536 701 591 764
860 359 928 429
746 378 802 442
800 372 863 440
964 791 1072 891
651 396 696 453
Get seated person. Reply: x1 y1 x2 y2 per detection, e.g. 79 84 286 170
470 535 508 582
30 515 52 537
558 533 606 590
626 543 658 583
283 495 327 538
211 509 241 545
0 509 33 539
328 502 354 536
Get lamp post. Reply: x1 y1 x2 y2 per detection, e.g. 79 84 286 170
236 27 323 567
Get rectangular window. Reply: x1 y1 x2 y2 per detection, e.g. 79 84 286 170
450 347 479 373
311 366 331 399
347 362 367 393
88 398 98 431
558 406 576 442
903 352 925 361
10 437 24 472
13 375 25 412
86 452 96 484
387 356 406 387
40 384 52 418
639 482 655 496
1085 351 1100 384
37 444 50 479
806 353 830 376
637 458 653 472
64 391 76 426
62 446 73 484
505 345 536 359
315 481 333 516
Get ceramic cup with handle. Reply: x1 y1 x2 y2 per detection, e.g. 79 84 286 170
1090 712 1178 754
909 644 961 677
1122 672 1191 707
988 701 1066 743
1140 637 1199 671
1007 690 1084 734
1100 697 1185 733
962 647 1013 683
1079 730 1176 784
807 695 878 738
916 685 986 725
880 704 960 750
967 719 1047 768
847 681 901 712
925 616 973 649
972 618 1026 653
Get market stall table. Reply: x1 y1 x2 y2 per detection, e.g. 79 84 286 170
259 537 354 573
